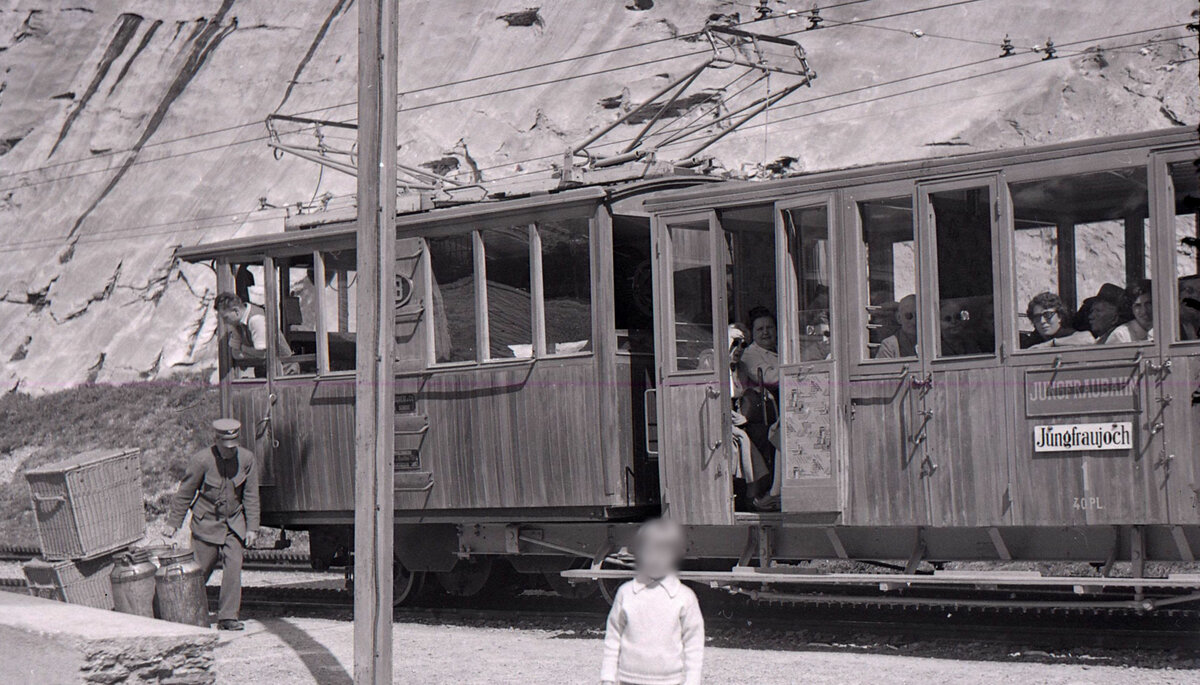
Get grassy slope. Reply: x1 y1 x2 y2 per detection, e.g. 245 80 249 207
0 377 218 547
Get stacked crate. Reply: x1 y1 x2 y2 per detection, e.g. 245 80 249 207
22 448 145 610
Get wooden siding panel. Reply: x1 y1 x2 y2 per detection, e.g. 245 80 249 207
846 377 926 526
1007 366 1167 525
1165 354 1200 524
926 368 1010 527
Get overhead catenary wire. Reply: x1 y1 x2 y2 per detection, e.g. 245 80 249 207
0 0 891 184
0 24 1191 253
0 0 976 187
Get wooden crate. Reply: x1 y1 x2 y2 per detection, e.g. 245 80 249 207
25 448 145 561
23 556 115 610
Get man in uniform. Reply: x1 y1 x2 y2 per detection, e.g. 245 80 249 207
165 418 260 630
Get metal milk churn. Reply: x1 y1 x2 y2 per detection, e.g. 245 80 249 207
110 549 157 618
153 548 209 627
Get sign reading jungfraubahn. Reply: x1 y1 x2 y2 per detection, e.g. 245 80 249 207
1033 422 1134 453
1024 363 1140 417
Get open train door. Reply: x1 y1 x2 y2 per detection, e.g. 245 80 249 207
775 195 843 515
651 211 734 525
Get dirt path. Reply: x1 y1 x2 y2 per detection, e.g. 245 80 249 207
214 618 1195 685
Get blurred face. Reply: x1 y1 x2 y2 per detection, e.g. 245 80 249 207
1030 305 1061 338
636 527 683 580
752 316 777 352
1088 301 1119 334
897 299 917 335
1131 293 1153 330
730 335 748 364
1181 278 1200 318
939 303 962 336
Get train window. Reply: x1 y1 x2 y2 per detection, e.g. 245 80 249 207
720 205 777 332
859 196 916 360
929 187 995 357
482 227 533 359
277 256 318 375
784 205 831 361
669 221 714 371
428 234 477 363
1011 167 1150 348
540 218 592 355
613 216 654 354
320 251 358 372
1170 161 1200 342
222 262 271 380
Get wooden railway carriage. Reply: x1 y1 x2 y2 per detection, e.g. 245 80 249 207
178 129 1200 603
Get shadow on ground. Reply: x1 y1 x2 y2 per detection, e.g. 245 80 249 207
259 617 352 685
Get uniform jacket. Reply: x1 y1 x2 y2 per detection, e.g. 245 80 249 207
167 445 261 545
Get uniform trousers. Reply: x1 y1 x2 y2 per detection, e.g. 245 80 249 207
193 531 244 621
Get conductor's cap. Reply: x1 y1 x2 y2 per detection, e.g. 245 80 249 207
213 418 242 442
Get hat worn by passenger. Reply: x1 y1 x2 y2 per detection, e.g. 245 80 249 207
213 418 242 446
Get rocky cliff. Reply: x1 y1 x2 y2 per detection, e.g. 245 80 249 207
0 0 1196 391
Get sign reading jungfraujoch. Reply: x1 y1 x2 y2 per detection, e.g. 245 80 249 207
1032 422 1134 453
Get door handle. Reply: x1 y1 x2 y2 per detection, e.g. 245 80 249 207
705 385 721 399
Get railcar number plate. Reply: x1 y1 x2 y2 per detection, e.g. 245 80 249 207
1032 422 1133 453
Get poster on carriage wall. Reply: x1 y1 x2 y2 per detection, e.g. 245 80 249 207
781 368 833 480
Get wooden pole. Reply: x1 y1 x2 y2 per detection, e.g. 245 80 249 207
354 0 397 682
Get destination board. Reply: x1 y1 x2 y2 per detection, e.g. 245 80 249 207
1024 363 1141 417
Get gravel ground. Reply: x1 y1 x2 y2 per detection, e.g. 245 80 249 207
214 617 1199 685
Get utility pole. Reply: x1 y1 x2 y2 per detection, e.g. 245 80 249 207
354 0 398 683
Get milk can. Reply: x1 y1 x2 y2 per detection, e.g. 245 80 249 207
153 548 209 627
110 549 157 618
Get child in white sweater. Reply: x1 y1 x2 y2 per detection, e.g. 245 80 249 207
601 518 705 685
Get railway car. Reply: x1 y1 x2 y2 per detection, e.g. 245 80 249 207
177 128 1200 606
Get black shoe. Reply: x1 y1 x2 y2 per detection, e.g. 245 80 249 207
217 619 244 631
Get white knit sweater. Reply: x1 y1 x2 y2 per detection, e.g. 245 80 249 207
600 575 705 685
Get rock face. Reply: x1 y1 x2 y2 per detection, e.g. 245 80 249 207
0 0 1196 392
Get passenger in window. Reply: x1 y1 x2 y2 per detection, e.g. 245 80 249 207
1105 280 1153 344
1021 292 1094 348
939 299 980 356
742 307 779 388
876 294 917 358
800 313 832 361
215 292 298 377
1180 275 1200 341
1086 298 1122 344
727 325 770 509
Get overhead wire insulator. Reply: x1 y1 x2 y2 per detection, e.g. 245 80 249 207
1042 38 1056 60
807 7 823 30
755 0 772 21
1000 35 1015 57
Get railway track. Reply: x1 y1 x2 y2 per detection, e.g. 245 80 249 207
0 545 312 571
234 583 1200 656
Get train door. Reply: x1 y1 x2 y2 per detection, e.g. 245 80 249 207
776 195 841 515
1156 151 1200 525
844 182 928 526
215 257 279 487
651 211 734 524
916 176 1011 527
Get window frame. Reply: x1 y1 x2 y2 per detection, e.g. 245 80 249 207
1154 148 1200 350
917 173 1004 369
1002 150 1158 366
774 192 837 366
423 209 596 369
846 179 920 375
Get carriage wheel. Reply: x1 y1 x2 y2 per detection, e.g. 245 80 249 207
393 559 426 606
435 557 493 597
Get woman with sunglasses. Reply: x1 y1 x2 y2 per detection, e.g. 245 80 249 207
1021 292 1095 349
727 325 772 508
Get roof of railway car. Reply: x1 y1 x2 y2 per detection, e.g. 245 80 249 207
645 127 1198 213
175 174 720 261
